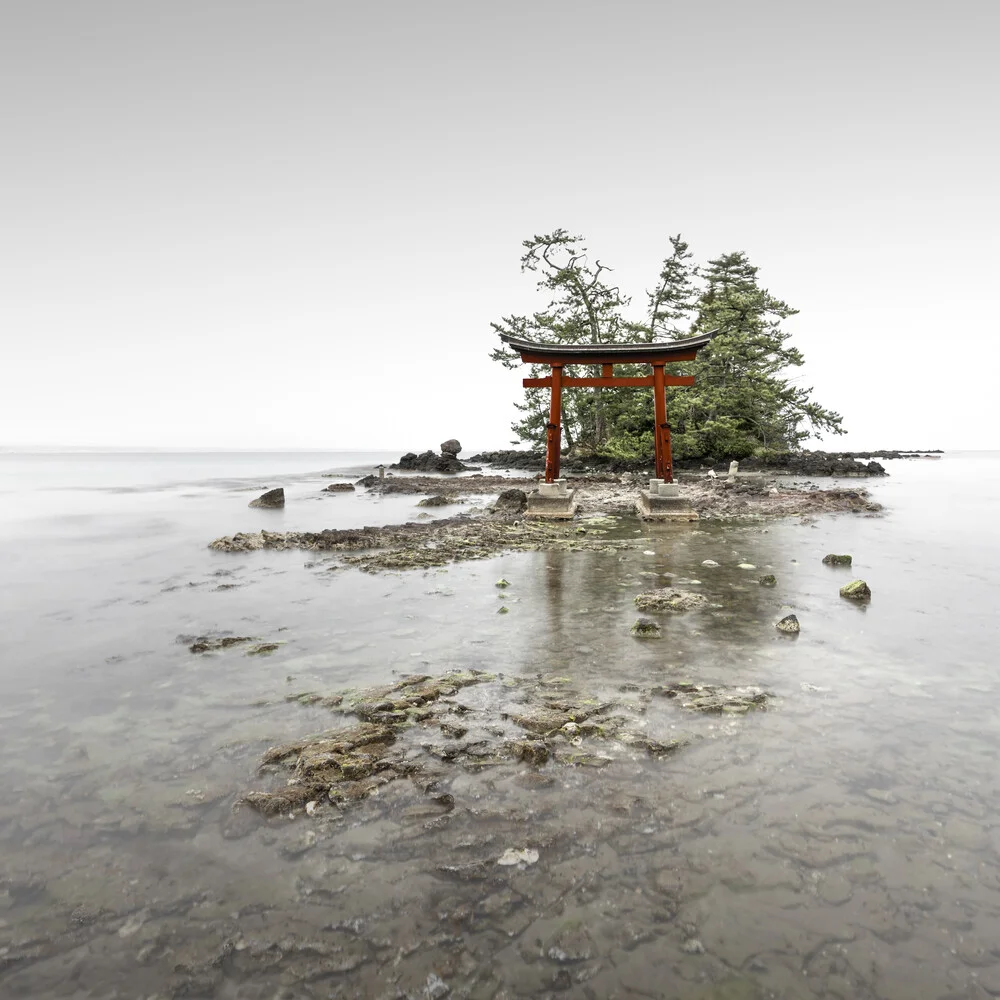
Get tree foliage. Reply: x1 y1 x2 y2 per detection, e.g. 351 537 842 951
491 231 844 460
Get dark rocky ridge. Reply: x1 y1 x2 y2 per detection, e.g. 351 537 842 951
467 449 921 477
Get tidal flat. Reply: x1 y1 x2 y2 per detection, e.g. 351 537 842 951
2 453 998 999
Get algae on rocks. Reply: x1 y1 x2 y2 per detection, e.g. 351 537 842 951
823 554 853 566
840 579 872 600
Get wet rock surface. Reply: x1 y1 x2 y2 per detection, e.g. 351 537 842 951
321 482 355 492
248 487 284 509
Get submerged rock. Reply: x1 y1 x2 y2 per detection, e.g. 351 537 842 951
758 575 777 586
417 495 452 507
634 589 708 612
652 682 769 714
237 671 732 820
840 579 871 600
776 614 800 634
631 617 662 637
823 553 853 566
323 483 355 493
249 488 285 509
187 635 255 653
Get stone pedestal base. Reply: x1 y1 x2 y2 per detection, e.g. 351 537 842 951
527 488 577 519
636 490 699 521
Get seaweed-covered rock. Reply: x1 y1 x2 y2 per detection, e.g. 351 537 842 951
776 614 800 634
840 579 871 600
758 574 777 586
822 553 852 566
417 495 452 507
634 589 708 612
494 489 528 514
249 488 284 509
631 617 662 637
187 635 255 653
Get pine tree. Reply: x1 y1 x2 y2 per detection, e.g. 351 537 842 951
490 230 631 452
666 251 844 459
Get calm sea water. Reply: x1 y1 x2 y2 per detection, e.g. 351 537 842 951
1 450 998 999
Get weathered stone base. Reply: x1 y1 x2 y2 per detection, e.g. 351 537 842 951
636 490 699 522
526 489 578 520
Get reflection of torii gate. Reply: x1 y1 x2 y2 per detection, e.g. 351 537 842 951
499 331 716 484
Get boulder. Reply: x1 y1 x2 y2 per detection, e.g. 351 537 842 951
758 575 777 586
323 483 355 493
822 553 852 566
494 488 528 515
440 438 462 457
840 579 871 600
417 495 452 507
249 488 284 509
776 614 800 634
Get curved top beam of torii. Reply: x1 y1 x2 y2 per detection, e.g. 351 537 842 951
497 330 718 484
498 330 717 366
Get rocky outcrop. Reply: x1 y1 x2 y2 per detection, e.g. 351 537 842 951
323 483 355 493
440 438 462 457
392 449 480 474
249 488 284 509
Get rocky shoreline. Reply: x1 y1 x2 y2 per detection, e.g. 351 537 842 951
211 476 881 571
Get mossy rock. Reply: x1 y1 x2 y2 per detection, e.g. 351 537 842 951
631 617 662 638
758 575 777 586
840 579 871 600
822 553 852 566
775 614 800 634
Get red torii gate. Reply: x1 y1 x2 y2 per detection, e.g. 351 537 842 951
500 331 716 484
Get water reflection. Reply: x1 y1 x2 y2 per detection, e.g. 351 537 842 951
4 467 1000 998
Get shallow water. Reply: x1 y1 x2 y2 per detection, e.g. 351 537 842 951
2 451 998 999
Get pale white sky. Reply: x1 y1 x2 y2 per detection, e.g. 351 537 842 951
2 0 997 452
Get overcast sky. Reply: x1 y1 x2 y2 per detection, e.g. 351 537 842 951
3 0 997 452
